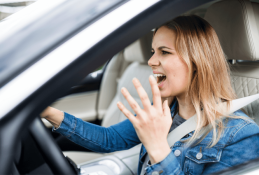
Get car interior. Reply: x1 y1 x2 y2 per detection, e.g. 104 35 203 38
53 31 154 165
13 0 259 174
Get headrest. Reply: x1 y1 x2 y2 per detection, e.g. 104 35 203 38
205 0 259 61
124 31 153 63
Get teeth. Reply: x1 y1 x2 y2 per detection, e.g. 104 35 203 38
154 74 166 78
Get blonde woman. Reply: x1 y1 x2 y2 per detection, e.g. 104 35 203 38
41 15 259 175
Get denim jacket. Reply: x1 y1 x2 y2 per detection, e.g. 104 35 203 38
54 100 259 175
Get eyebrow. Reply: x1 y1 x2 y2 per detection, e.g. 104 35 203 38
151 46 175 51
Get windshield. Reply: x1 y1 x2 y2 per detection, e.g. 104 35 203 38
0 0 125 88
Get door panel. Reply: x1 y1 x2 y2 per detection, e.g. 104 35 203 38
42 69 105 128
42 91 98 128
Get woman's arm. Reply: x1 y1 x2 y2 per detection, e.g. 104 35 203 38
54 112 141 153
41 107 141 153
40 107 64 128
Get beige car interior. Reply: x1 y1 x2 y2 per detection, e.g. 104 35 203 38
42 33 153 128
63 32 154 166
42 91 99 127
45 0 259 172
205 0 259 123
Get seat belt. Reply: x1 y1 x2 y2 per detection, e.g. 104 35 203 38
140 93 259 175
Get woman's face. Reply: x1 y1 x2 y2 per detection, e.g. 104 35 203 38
148 26 190 99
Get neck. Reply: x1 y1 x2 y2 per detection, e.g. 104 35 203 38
176 93 196 120
162 96 174 108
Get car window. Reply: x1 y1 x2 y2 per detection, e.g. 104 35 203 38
0 0 125 88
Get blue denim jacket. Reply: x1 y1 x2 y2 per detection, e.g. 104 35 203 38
54 100 259 175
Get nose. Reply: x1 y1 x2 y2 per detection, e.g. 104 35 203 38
148 54 160 67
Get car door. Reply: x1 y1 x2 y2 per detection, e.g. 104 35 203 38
42 66 106 127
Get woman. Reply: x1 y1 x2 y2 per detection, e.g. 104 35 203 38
41 15 259 175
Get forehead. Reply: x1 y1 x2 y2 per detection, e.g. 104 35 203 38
152 26 176 49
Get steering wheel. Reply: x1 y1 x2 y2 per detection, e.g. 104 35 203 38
29 117 78 175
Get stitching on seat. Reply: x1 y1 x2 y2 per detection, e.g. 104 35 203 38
244 78 248 97
248 78 254 117
251 79 259 118
248 78 258 117
239 0 254 60
232 76 243 97
231 74 259 121
246 78 252 115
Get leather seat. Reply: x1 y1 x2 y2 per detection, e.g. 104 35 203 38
205 0 259 123
64 32 154 164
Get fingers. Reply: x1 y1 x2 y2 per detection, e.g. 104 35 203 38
121 87 142 115
149 75 162 111
117 101 137 123
132 78 151 110
162 99 171 116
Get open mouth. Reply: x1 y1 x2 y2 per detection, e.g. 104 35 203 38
154 74 166 85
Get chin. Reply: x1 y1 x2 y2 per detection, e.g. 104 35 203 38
160 91 171 99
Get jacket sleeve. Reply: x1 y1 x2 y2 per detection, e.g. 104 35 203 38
53 112 141 153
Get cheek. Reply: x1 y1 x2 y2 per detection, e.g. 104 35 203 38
165 59 190 95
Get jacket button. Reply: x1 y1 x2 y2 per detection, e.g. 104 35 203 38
152 171 160 175
174 149 181 157
196 152 203 160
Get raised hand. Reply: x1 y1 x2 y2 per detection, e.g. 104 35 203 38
117 75 172 164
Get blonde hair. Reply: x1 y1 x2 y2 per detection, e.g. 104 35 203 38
156 15 238 147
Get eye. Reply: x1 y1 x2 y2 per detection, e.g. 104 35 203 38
162 51 170 55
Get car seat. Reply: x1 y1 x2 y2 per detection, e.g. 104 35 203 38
63 32 154 164
205 0 259 123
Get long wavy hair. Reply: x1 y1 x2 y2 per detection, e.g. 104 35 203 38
155 15 238 147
